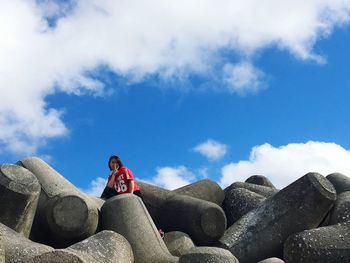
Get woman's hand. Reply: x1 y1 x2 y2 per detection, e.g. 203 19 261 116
107 172 117 188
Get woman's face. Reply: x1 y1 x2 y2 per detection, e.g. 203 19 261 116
110 158 119 170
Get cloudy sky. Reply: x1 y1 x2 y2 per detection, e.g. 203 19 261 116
1 0 350 196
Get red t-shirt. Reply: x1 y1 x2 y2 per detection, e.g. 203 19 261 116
107 167 140 194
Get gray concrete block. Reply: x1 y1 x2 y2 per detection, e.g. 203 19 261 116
163 231 195 256
224 181 278 198
17 157 100 247
326 172 350 194
173 179 224 205
257 258 285 263
32 230 133 263
284 224 350 262
219 172 336 263
0 164 41 237
0 238 4 263
179 247 238 263
29 250 90 263
0 222 53 263
329 191 350 225
45 193 100 240
139 181 227 245
222 187 266 227
136 181 169 226
318 209 331 227
245 175 277 189
89 195 105 208
101 194 178 263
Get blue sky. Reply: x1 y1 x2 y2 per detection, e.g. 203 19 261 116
1 0 350 196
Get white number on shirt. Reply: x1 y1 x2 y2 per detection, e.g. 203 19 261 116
116 179 127 192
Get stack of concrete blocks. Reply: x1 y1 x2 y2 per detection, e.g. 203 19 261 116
16 157 102 248
283 172 350 262
137 181 227 245
219 172 337 262
1 156 350 262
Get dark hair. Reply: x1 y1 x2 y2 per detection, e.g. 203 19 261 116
108 155 124 170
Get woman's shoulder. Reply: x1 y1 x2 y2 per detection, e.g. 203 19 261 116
119 166 134 176
119 166 129 172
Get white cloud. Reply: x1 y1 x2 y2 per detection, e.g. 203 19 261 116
193 139 228 161
223 62 266 94
219 141 350 189
1 0 350 154
81 177 106 197
149 166 195 190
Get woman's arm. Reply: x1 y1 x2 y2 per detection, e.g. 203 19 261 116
124 169 135 193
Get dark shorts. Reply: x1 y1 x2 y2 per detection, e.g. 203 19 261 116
101 187 144 201
133 190 143 200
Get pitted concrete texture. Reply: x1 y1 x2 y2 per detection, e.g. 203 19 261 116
284 224 350 262
101 194 178 263
223 187 266 227
69 230 133 263
329 191 350 225
224 181 278 198
0 238 5 263
257 258 285 263
32 230 133 263
138 181 227 245
17 157 99 247
30 250 88 263
219 173 336 263
163 231 195 256
326 172 350 194
173 179 224 205
0 222 54 263
245 175 277 189
0 164 41 237
179 247 238 263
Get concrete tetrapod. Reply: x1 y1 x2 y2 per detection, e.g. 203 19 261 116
0 222 53 263
32 230 133 263
326 172 350 193
179 247 238 263
163 231 195 256
101 194 178 263
329 191 350 225
0 239 4 263
219 172 336 263
224 181 278 198
222 187 266 227
17 157 100 247
284 223 350 262
257 258 285 263
138 181 227 245
245 175 277 189
0 164 41 237
173 179 225 205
